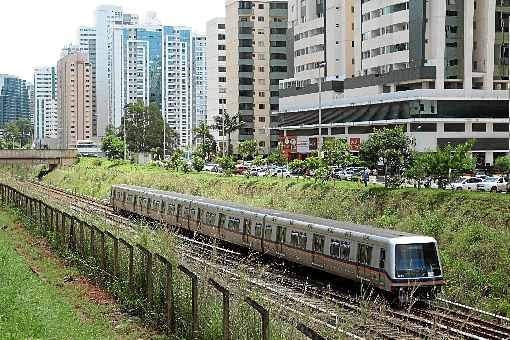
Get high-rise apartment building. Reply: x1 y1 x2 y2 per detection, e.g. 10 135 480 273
33 67 58 145
111 21 208 148
57 53 93 149
279 1 510 165
95 5 139 139
0 74 30 127
78 27 97 137
226 0 289 154
206 17 227 147
192 34 208 131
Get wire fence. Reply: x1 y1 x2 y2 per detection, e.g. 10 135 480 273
0 183 328 340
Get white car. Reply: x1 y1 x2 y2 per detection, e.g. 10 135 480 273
476 177 508 193
448 177 484 191
271 168 291 178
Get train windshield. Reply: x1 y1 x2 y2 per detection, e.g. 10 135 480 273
395 243 441 278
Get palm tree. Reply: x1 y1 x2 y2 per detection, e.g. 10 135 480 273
213 112 244 155
192 120 211 146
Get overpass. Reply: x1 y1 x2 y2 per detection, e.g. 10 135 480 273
0 150 78 168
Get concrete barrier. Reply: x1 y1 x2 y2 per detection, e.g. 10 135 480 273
0 149 77 167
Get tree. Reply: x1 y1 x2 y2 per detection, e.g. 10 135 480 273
101 127 125 160
168 149 185 171
192 156 205 172
494 156 510 175
252 155 266 167
404 152 431 189
216 155 236 176
288 159 306 175
238 140 258 161
323 138 357 168
121 101 178 159
359 127 414 188
212 112 244 155
193 121 216 161
4 122 20 149
267 151 287 166
425 141 476 189
15 118 33 147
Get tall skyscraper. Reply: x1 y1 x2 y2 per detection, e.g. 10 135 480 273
279 1 510 165
192 34 208 131
57 53 93 149
78 27 97 137
111 19 208 148
226 0 289 154
206 17 227 148
95 5 138 139
0 74 30 127
33 67 58 145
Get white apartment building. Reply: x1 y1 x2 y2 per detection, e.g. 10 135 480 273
95 5 138 139
33 67 58 146
226 0 289 154
192 34 208 133
206 17 227 147
279 0 510 166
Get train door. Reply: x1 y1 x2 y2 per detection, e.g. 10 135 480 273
357 244 373 283
378 248 386 288
312 233 325 268
275 226 287 256
218 212 227 239
242 217 252 245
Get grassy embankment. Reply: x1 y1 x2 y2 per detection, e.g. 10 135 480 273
0 208 156 339
36 158 510 316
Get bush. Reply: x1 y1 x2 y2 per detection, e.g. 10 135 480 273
192 156 205 172
216 156 236 176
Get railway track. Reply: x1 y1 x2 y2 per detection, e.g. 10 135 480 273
19 180 510 339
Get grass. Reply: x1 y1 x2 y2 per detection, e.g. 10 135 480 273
0 208 156 339
10 157 510 317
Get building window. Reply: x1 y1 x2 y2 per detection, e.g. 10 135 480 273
258 104 265 109
494 123 509 132
444 123 465 132
259 117 266 122
472 123 486 132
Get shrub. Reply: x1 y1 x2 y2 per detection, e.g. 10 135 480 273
216 156 236 176
192 156 205 172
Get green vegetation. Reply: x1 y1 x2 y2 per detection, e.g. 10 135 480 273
0 209 153 339
39 158 510 317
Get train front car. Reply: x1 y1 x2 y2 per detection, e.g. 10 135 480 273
389 236 445 305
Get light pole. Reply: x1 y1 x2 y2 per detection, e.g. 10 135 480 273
221 99 226 156
318 62 326 157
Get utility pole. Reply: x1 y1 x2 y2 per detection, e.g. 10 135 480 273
222 100 226 156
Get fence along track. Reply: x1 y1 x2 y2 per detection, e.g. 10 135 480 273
17 180 510 339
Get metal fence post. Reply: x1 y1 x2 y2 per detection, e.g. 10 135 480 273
137 245 153 305
99 229 106 272
68 216 76 252
156 255 175 334
90 224 95 258
79 221 85 256
208 279 231 340
245 297 269 340
179 265 199 339
296 324 326 340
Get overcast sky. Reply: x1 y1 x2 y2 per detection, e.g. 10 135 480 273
0 0 225 82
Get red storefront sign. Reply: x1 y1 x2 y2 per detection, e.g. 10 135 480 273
349 138 361 151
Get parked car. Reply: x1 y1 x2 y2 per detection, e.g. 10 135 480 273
204 163 220 172
235 164 249 175
271 168 291 178
331 168 348 180
448 177 484 191
350 169 365 182
477 176 508 193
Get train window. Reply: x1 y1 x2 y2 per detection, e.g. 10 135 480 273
358 244 373 266
379 249 386 269
243 219 252 235
330 241 341 258
196 208 201 221
276 226 286 244
167 204 176 216
218 213 227 228
227 217 241 231
160 201 166 214
205 212 216 225
122 192 126 202
145 198 150 208
313 234 325 253
291 231 307 249
264 225 272 240
341 242 351 260
127 194 133 203
255 223 264 238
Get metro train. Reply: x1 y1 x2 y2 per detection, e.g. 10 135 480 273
111 184 445 304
